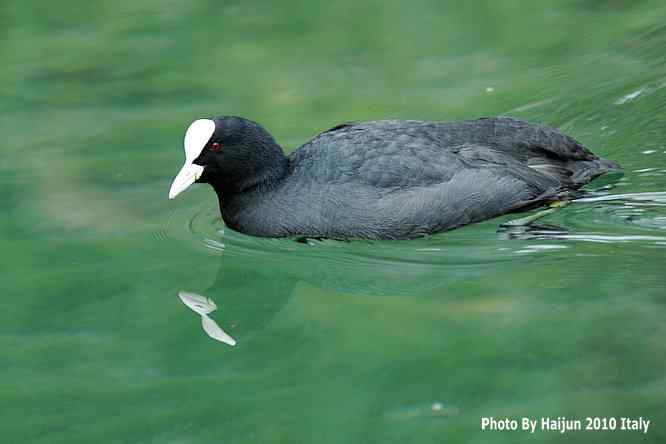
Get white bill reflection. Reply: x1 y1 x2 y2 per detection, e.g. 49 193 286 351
178 291 236 346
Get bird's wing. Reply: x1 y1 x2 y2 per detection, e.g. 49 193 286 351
357 144 569 235
289 121 461 188
415 117 596 161
289 118 588 191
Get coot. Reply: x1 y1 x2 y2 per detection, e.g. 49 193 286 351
169 116 618 240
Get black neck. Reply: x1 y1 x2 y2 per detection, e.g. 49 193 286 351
210 146 289 195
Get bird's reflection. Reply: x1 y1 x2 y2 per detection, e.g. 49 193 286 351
178 291 236 346
177 185 666 347
177 256 299 346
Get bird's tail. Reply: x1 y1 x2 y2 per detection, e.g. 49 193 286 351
570 156 622 187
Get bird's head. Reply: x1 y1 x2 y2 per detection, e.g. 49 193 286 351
169 116 285 199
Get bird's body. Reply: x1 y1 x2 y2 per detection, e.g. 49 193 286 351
169 116 619 240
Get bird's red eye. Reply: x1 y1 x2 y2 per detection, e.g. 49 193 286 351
210 142 222 151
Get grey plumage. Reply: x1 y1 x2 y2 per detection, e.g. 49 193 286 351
195 116 620 240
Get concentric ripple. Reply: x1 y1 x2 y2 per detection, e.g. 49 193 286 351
169 189 666 259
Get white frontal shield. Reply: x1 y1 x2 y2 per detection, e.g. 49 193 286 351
168 119 216 199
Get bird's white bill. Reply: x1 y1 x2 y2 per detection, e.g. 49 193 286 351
201 314 237 346
168 119 215 200
169 163 204 199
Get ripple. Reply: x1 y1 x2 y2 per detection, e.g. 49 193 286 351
614 78 666 105
573 191 666 204
166 189 666 287
570 192 666 232
152 228 170 241
181 204 528 268
615 88 645 105
525 233 666 243
515 244 569 254
384 401 460 421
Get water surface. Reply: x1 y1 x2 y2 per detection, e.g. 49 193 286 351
2 1 666 442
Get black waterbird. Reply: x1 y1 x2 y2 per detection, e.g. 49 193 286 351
169 116 619 240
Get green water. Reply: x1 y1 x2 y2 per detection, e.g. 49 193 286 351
3 1 666 442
